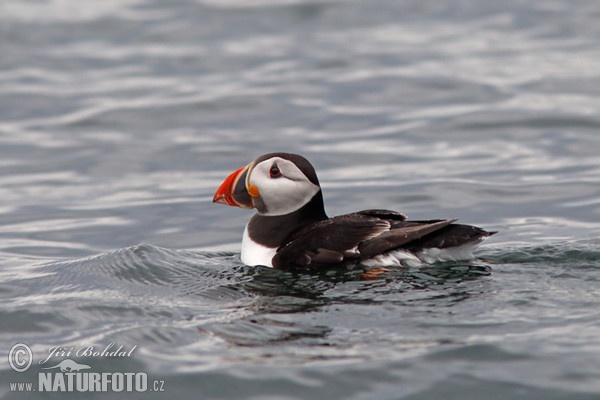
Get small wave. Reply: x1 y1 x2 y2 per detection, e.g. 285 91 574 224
482 239 600 267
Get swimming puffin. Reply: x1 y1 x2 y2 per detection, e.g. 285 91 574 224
213 152 495 269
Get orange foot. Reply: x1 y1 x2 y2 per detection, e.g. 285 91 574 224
361 267 391 280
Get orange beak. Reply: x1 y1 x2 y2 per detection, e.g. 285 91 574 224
213 163 255 209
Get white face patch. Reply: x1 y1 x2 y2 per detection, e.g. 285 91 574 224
248 157 320 216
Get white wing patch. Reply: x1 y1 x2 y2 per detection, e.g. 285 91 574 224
366 220 392 240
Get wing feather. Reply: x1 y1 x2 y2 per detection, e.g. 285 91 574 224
271 209 493 269
358 219 457 258
272 213 388 268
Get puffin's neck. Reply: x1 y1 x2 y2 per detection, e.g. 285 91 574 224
246 191 328 248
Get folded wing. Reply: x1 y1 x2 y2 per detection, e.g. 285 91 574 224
272 209 491 269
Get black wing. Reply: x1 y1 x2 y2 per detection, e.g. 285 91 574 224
271 209 487 269
272 212 389 268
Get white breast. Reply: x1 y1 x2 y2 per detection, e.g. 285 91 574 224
241 224 277 267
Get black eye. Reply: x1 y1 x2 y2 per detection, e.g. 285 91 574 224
269 165 282 178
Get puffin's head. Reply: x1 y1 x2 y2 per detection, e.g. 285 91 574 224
213 152 321 216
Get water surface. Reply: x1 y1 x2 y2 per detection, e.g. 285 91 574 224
1 0 600 398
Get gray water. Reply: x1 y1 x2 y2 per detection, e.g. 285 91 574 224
1 0 600 399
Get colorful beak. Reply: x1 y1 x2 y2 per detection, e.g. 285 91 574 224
213 163 255 209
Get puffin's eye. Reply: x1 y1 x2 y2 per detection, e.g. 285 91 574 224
269 165 282 178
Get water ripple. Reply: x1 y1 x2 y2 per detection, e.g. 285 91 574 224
2 0 600 398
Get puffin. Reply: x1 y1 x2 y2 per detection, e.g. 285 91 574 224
213 152 495 270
